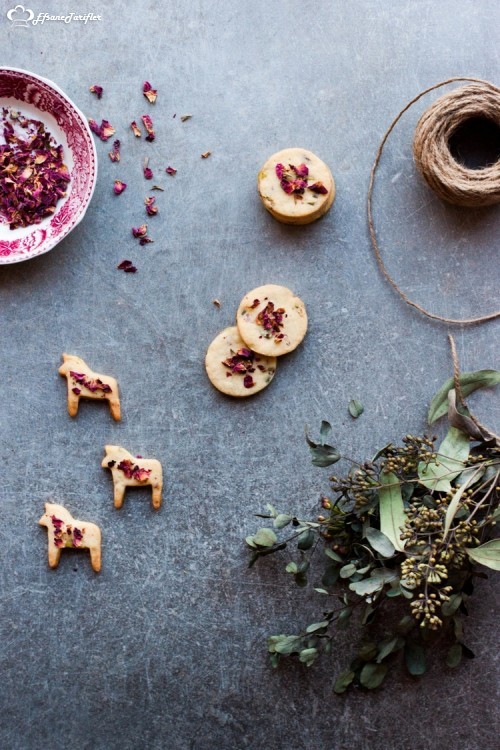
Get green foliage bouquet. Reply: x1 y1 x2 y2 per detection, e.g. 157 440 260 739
246 362 500 691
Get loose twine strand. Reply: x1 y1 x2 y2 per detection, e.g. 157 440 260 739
367 77 500 326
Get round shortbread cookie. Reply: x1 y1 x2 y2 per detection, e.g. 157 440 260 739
257 148 335 225
205 326 277 397
237 285 307 357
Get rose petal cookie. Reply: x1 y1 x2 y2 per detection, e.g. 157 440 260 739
258 148 335 225
237 284 307 357
102 446 163 510
59 353 121 421
39 503 102 572
205 326 277 397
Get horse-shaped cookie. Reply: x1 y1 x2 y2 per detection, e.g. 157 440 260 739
102 445 163 510
59 353 121 421
39 503 102 572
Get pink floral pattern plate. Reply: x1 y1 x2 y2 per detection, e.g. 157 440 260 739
0 67 97 264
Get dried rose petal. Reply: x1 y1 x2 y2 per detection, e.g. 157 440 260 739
275 163 285 180
141 115 155 142
89 85 103 99
113 180 127 195
144 196 158 216
117 459 151 481
165 166 177 175
139 236 154 246
70 370 112 392
0 109 71 229
72 387 81 395
109 139 121 162
117 259 137 272
143 81 158 104
290 163 309 178
201 151 211 159
308 181 328 195
131 121 142 137
132 223 148 238
243 375 255 389
143 158 153 180
88 118 115 142
73 527 84 547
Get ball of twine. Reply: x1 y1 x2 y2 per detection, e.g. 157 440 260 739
368 76 500 326
413 81 500 207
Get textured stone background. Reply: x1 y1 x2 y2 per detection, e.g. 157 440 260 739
0 2 499 749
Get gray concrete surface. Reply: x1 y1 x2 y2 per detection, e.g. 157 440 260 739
1 1 499 748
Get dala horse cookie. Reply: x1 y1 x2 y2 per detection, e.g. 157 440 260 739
102 445 163 510
39 502 102 572
59 353 121 421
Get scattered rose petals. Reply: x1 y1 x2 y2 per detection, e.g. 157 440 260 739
144 195 158 216
143 81 158 104
70 370 112 393
143 157 153 180
88 118 116 142
139 236 154 246
180 114 192 122
141 114 155 142
89 85 103 99
243 375 255 389
131 121 142 137
132 223 148 238
165 166 177 175
108 139 120 162
0 108 71 229
117 259 137 272
113 179 127 195
201 151 211 158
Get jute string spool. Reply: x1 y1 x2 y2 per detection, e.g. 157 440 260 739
368 77 500 325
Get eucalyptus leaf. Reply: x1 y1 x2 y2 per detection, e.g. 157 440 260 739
376 636 403 663
446 643 463 668
310 444 342 468
306 620 329 634
273 635 302 655
443 466 482 540
337 607 353 628
348 399 364 419
333 670 355 694
274 514 293 529
297 529 315 550
364 527 396 558
314 588 329 595
349 577 385 598
320 420 332 440
404 641 426 675
324 548 343 563
359 662 388 689
378 471 406 551
428 370 500 424
418 427 469 492
253 528 278 547
465 539 500 571
447 390 498 445
285 562 298 574
299 647 319 667
245 535 257 548
340 563 357 579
